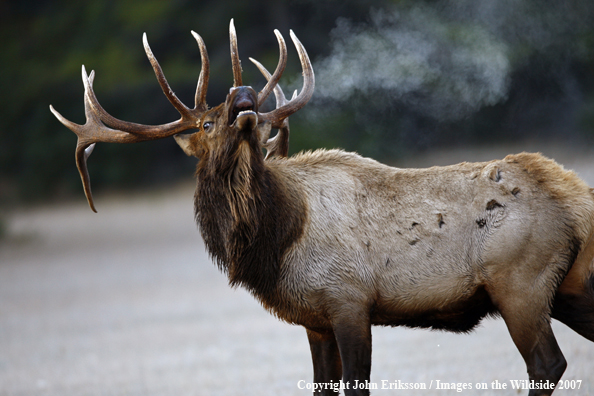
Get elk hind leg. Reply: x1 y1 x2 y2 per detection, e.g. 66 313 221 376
504 312 565 395
490 287 566 395
552 278 594 342
552 231 594 341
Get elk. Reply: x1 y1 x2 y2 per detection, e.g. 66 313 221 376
51 20 594 396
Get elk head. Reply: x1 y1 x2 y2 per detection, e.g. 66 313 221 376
50 19 314 212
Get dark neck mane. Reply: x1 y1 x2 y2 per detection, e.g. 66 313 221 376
194 141 306 305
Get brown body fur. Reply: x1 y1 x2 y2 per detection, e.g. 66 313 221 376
219 150 593 329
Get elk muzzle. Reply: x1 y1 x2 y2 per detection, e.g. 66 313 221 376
228 86 259 132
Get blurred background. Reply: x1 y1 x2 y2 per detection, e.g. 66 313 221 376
2 0 594 213
2 1 594 394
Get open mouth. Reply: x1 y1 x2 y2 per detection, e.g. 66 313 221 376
228 87 259 130
230 103 255 124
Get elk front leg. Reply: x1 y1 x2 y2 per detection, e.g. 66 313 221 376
331 310 373 396
306 328 342 395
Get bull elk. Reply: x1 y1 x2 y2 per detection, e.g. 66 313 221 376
50 20 594 396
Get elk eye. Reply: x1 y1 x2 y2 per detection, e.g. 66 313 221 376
203 121 213 132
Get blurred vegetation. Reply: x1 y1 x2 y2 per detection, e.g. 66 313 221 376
1 0 594 207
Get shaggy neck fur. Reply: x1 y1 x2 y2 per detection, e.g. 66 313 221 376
194 133 307 306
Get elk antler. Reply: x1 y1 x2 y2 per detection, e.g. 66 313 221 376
50 32 210 212
229 19 290 109
50 20 314 212
257 30 314 129
229 18 314 131
250 58 297 159
229 19 243 87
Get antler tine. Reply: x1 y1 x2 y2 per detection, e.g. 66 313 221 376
249 57 293 159
49 102 99 211
142 33 193 118
229 19 243 87
251 58 300 114
258 30 314 129
83 69 192 136
50 66 138 212
256 30 287 106
249 57 288 108
84 38 199 136
191 30 210 111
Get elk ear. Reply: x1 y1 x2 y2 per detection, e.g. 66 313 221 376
257 121 272 145
174 134 198 157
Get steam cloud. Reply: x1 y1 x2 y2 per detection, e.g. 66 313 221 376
311 1 592 122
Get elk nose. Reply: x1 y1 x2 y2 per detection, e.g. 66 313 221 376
234 94 254 111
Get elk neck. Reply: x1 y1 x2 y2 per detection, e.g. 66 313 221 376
194 108 307 307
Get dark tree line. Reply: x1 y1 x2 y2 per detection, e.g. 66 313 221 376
1 0 593 206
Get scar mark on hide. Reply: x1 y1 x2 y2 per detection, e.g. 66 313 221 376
486 199 504 211
511 187 520 197
437 213 445 228
409 238 419 246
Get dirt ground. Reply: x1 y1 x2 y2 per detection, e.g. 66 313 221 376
1 146 594 395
